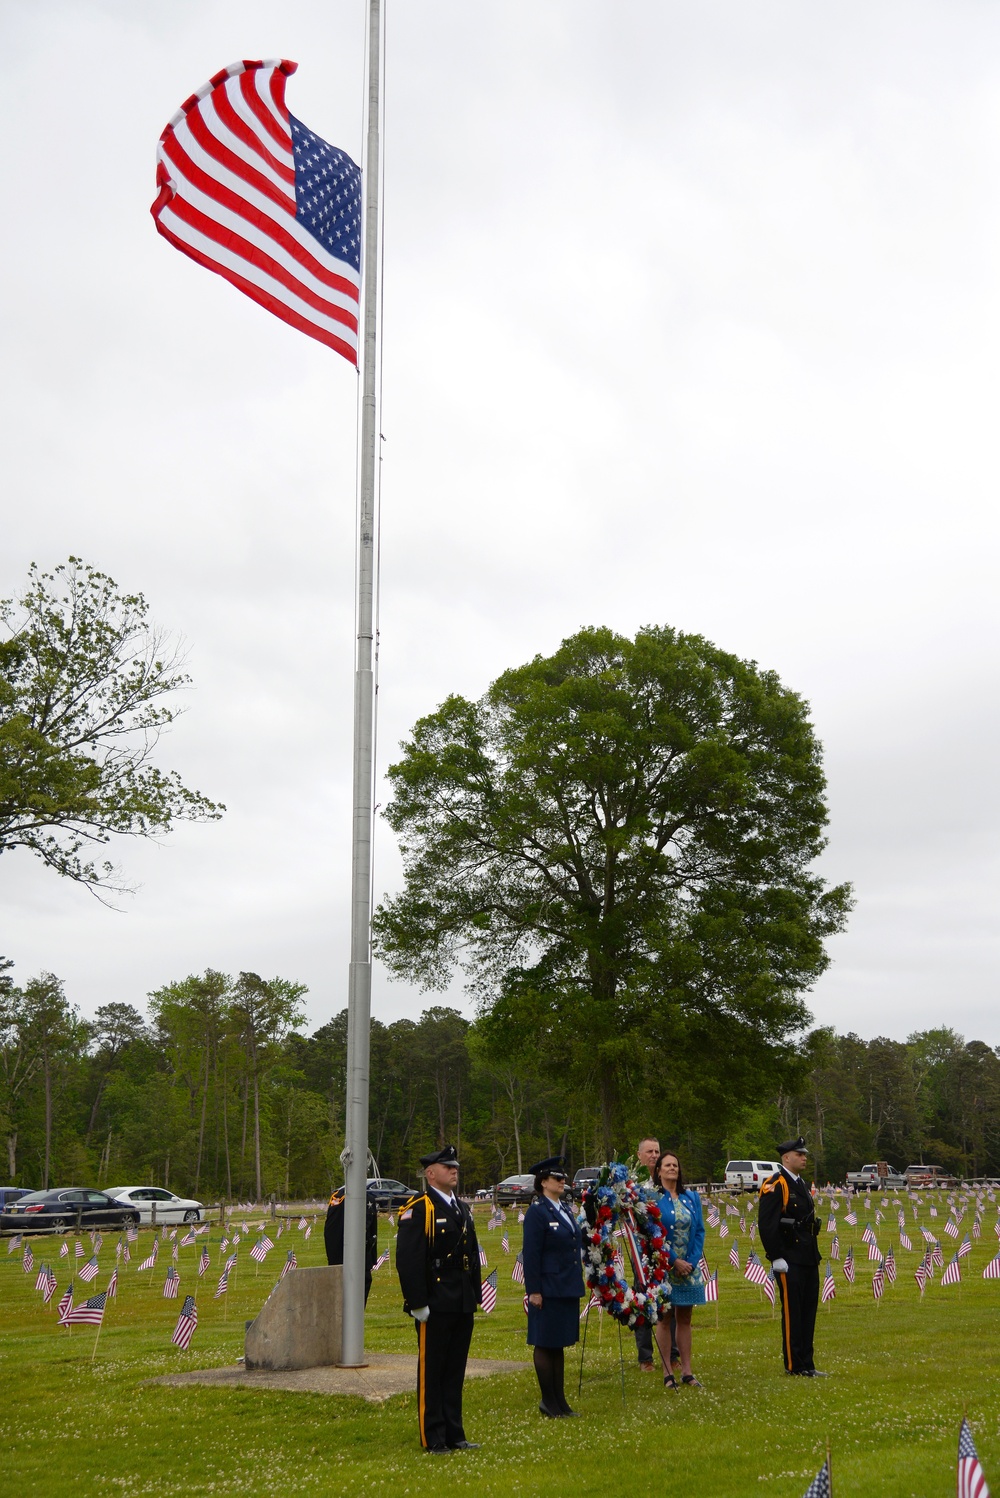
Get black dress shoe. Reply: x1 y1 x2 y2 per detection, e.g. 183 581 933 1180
805 1369 830 1377
425 1445 449 1453
559 1408 581 1417
449 1441 481 1450
539 1403 561 1418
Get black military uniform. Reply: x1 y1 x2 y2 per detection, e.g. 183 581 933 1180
324 1189 379 1303
395 1145 483 1452
758 1136 822 1376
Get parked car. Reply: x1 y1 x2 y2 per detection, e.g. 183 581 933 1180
106 1187 203 1224
903 1164 957 1189
474 1187 494 1200
1 1188 140 1232
846 1163 907 1191
0 1188 33 1212
723 1159 781 1193
494 1173 536 1208
570 1167 601 1202
365 1178 417 1210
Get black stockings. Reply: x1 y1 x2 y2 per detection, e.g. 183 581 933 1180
533 1346 572 1415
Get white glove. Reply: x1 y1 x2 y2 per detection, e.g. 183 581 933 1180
772 1258 789 1274
411 1305 430 1322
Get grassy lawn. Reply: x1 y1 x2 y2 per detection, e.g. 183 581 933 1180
0 1197 997 1496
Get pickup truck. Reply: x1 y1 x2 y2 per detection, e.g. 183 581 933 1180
846 1163 907 1191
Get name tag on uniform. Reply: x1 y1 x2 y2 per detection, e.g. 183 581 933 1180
549 1221 559 1230
436 1219 448 1226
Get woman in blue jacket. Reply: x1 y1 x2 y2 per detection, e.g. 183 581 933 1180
653 1150 706 1388
522 1157 585 1418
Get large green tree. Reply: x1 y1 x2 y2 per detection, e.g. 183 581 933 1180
374 625 852 1154
0 558 223 894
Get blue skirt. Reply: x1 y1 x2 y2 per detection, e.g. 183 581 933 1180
527 1296 580 1348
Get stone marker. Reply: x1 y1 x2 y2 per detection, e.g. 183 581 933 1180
245 1264 343 1371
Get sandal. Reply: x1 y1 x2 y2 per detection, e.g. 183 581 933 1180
681 1374 702 1388
663 1372 679 1390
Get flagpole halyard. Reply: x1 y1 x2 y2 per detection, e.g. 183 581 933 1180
341 0 383 1370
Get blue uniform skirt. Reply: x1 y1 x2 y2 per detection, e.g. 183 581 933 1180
527 1296 580 1348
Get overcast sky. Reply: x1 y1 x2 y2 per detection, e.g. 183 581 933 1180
2 1 999 1046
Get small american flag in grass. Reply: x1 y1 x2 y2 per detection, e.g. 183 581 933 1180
872 1260 885 1301
250 1237 272 1264
59 1241 68 1259
511 1253 524 1285
744 1251 769 1288
821 1264 836 1303
56 1284 74 1322
107 1268 118 1300
171 1295 198 1350
958 1234 972 1260
136 1243 159 1272
198 1247 211 1277
42 1268 57 1305
180 1230 196 1247
63 1291 107 1326
704 1270 719 1303
6 1233 21 1254
479 1247 488 1267
982 1254 1000 1280
729 1244 740 1270
843 1249 855 1284
372 1250 389 1272
941 1255 961 1287
957 1416 990 1498
501 1230 509 1254
280 1250 297 1279
480 1270 498 1314
22 1245 33 1273
78 1256 100 1284
34 1263 49 1292
163 1265 180 1298
75 1240 85 1259
801 1456 831 1498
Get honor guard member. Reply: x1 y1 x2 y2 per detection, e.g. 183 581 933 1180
324 1186 379 1304
758 1136 826 1377
395 1145 483 1452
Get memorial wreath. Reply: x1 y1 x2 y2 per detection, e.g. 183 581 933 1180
580 1161 673 1328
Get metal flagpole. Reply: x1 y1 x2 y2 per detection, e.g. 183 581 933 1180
340 0 382 1369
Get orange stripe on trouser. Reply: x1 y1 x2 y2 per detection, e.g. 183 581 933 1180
417 1320 427 1447
778 1272 793 1369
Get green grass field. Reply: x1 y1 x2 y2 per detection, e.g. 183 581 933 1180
0 1196 997 1497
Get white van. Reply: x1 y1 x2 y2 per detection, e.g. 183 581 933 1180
724 1159 781 1193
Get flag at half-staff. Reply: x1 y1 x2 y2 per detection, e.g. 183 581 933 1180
151 60 361 364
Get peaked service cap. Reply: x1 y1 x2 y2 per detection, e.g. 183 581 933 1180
420 1144 460 1169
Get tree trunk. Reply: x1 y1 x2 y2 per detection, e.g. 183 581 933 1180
85 1075 107 1145
598 1066 617 1162
253 1070 262 1203
6 1132 16 1180
222 1053 232 1199
43 1046 52 1190
195 1044 210 1194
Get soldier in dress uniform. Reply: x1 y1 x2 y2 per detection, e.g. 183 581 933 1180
758 1136 826 1377
324 1187 378 1303
395 1144 483 1452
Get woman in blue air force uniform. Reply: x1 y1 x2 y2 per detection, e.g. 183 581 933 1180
522 1156 585 1418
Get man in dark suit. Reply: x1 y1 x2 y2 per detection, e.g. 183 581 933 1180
758 1136 825 1377
395 1145 483 1452
324 1187 378 1303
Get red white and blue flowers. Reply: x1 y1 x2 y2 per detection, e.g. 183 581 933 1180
580 1162 672 1328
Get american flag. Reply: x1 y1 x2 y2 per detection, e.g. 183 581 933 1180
945 1219 960 1240
843 1248 855 1284
872 1260 885 1301
480 1270 498 1314
973 1217 982 1240
829 1235 840 1260
868 1240 881 1261
280 1250 297 1279
126 1227 138 1242
180 1230 196 1248
885 1247 896 1284
698 1256 711 1280
6 1233 21 1253
92 1232 103 1252
152 60 362 363
478 1247 488 1267
163 1265 180 1298
62 1291 107 1326
821 1264 836 1303
826 1215 836 1233
958 1234 972 1260
42 1267 58 1304
171 1295 198 1350
862 1225 876 1246
933 1244 944 1268
198 1247 211 1277
107 1267 118 1300
59 1241 68 1259
729 1243 740 1269
719 1223 729 1239
704 1271 719 1303
115 1241 122 1260
56 1283 74 1321
220 1237 230 1254
511 1253 525 1285
78 1255 100 1284
744 1252 770 1288
845 1211 858 1226
122 1242 131 1264
914 1262 928 1294
372 1250 389 1272
34 1263 49 1292
518 1211 525 1224
941 1255 961 1287
522 1293 530 1315
957 1416 990 1498
250 1236 273 1264
297 1216 307 1230
501 1231 510 1254
983 1255 1000 1280
136 1242 159 1272
930 1206 938 1217
75 1240 85 1259
801 1456 832 1498
304 1225 312 1240
900 1231 913 1251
